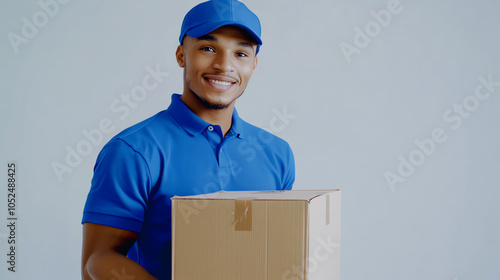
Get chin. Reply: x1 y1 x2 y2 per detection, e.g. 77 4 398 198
196 92 234 110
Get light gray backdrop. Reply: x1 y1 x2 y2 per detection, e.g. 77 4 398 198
1 0 499 279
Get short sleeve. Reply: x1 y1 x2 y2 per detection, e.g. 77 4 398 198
82 139 152 233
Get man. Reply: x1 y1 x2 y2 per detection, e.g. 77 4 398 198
81 0 295 279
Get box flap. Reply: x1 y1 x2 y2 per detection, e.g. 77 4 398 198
171 189 340 202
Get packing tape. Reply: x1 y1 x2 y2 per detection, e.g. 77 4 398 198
233 200 252 231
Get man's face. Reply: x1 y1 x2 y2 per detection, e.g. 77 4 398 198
176 25 258 110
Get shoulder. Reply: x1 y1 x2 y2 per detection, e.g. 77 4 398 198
96 110 175 169
113 110 170 142
239 118 293 154
93 111 175 188
101 109 178 153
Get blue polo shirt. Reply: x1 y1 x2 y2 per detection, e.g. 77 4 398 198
82 94 295 280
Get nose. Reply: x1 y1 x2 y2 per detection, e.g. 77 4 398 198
212 51 235 73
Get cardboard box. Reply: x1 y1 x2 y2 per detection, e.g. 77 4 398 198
171 190 341 280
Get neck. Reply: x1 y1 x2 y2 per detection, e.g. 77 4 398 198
180 92 234 136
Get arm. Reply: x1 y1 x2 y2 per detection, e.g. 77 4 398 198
81 223 158 280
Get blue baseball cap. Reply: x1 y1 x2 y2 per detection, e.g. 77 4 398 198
179 0 262 53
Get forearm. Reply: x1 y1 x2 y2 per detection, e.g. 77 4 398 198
83 251 158 280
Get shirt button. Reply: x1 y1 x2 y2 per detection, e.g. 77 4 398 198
207 126 214 132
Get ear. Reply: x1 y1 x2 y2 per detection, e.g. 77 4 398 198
176 45 185 68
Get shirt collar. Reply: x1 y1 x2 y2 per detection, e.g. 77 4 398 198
229 108 244 139
167 94 244 138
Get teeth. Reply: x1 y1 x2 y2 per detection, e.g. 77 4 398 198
208 79 231 85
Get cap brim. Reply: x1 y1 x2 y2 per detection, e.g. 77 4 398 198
186 21 262 46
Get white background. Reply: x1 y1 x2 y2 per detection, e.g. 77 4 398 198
1 0 499 279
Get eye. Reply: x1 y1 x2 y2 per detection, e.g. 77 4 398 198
200 46 215 52
236 52 249 57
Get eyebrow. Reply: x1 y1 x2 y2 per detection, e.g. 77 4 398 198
197 34 217 42
196 35 254 49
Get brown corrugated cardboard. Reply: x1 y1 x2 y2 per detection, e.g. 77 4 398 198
171 190 341 280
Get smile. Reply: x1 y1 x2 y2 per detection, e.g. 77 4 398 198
207 79 232 85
